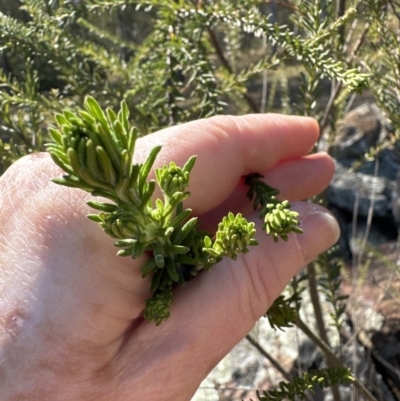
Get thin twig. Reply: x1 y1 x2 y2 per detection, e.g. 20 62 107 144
207 28 260 113
296 317 379 401
260 36 268 113
320 81 342 133
245 334 292 381
307 264 329 345
356 158 379 268
346 22 370 64
320 19 370 132
336 0 347 46
350 191 360 401
307 263 342 401
387 0 400 21
343 17 359 55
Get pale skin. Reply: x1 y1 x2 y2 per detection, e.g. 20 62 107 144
0 114 339 400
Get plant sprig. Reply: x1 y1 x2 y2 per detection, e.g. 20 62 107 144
47 97 302 325
245 173 303 242
256 368 354 401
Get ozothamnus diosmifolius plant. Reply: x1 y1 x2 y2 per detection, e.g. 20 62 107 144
46 96 302 325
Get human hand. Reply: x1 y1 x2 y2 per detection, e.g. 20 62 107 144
0 114 339 400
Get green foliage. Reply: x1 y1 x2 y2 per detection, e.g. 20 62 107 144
363 0 400 132
317 251 349 336
0 0 370 138
265 292 301 331
256 367 354 401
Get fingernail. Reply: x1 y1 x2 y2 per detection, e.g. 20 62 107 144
293 202 340 264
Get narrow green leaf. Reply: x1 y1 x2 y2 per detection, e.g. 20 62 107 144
172 217 198 244
80 110 96 127
85 96 109 127
128 164 140 195
55 113 69 127
166 259 179 282
107 108 118 125
115 239 136 247
114 177 131 203
85 139 104 182
84 166 112 189
141 259 158 277
150 268 164 292
155 167 163 185
138 145 161 195
49 128 64 146
119 149 130 179
82 126 102 148
132 240 146 258
204 236 212 248
96 146 117 187
119 100 130 132
183 155 196 174
86 200 118 212
91 189 119 203
48 151 74 175
77 138 87 169
117 249 132 257
67 147 82 177
116 218 135 238
170 245 190 254
87 214 103 223
52 176 91 190
64 110 79 123
97 123 121 171
140 180 156 208
127 126 138 158
113 120 128 149
170 209 192 228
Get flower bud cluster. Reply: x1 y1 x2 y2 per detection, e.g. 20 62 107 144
143 287 173 326
245 173 303 242
264 198 303 242
203 212 258 262
156 159 194 197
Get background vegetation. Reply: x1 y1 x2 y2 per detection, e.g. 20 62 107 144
1 0 400 400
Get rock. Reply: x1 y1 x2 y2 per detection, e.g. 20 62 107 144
328 102 399 219
328 162 393 217
326 102 400 258
332 103 384 160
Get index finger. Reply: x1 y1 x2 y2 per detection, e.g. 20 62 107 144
135 114 320 214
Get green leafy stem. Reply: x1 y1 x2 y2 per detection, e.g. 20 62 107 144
47 97 302 325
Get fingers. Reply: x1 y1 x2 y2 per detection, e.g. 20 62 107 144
263 152 335 200
5 114 321 220
119 203 340 400
199 152 334 230
134 114 320 214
